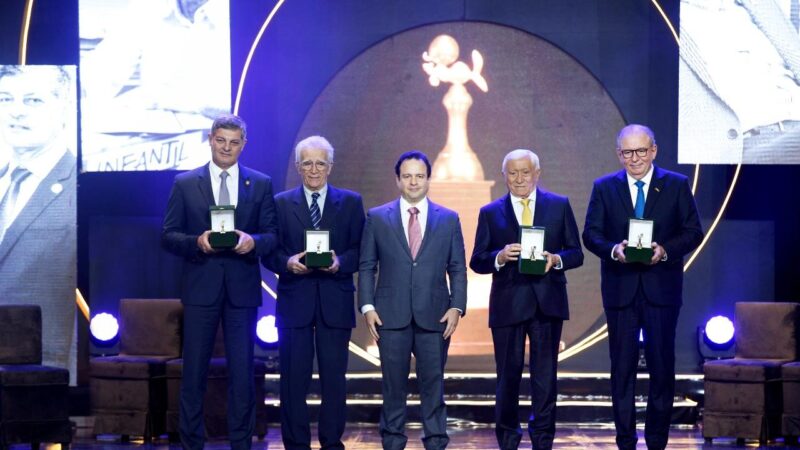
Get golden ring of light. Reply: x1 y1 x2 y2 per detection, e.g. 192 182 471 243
17 0 739 360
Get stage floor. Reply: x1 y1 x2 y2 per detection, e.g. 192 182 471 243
68 423 800 449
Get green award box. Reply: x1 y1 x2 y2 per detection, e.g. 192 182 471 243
209 205 237 249
304 229 332 268
624 218 654 263
518 226 546 275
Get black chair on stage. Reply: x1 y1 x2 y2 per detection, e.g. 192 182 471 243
703 302 800 444
783 361 800 444
90 298 182 441
0 305 71 450
165 326 268 440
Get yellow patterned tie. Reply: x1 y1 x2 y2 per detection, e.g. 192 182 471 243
521 198 532 226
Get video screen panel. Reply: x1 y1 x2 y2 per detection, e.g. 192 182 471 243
79 0 231 171
0 65 77 383
679 0 800 164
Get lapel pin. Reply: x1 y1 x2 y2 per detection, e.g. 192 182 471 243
51 183 63 194
245 178 250 186
654 187 660 193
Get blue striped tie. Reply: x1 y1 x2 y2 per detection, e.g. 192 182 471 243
310 192 321 229
634 180 645 219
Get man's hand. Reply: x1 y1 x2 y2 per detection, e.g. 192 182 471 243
649 242 666 265
497 243 522 265
319 250 340 274
614 240 629 263
287 252 312 275
233 230 255 255
440 308 461 340
365 310 382 341
197 230 216 254
542 251 560 273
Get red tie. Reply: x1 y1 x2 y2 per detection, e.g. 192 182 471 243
408 207 421 260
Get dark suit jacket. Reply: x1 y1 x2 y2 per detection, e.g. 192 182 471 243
358 199 467 332
0 151 76 372
470 190 583 327
263 185 365 329
162 163 278 307
582 166 703 308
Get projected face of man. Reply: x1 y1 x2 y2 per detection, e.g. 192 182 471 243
396 158 430 205
0 67 68 161
503 153 540 198
617 125 657 180
209 127 245 170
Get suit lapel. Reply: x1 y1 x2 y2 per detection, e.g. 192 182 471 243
532 188 547 227
289 186 314 230
417 200 440 257
196 164 215 208
613 170 635 218
235 166 252 226
318 186 339 231
388 200 412 259
644 166 665 218
0 152 75 260
502 194 521 235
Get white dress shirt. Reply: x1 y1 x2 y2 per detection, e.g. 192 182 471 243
625 165 654 207
208 161 239 206
399 196 428 243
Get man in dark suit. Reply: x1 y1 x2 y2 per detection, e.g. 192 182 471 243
162 114 278 450
582 124 703 450
263 135 364 450
470 149 583 450
0 65 77 380
358 151 467 450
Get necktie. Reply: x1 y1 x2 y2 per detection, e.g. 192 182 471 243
218 171 230 205
634 180 645 219
0 166 33 237
408 206 421 260
521 198 533 226
310 192 321 230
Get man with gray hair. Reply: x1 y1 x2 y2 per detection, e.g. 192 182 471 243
470 149 583 450
263 135 365 450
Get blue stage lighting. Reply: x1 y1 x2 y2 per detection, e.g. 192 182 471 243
90 312 119 342
704 315 735 346
256 315 279 344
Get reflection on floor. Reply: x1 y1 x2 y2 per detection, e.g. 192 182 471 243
49 422 800 449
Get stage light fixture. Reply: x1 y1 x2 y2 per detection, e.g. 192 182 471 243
697 315 735 361
89 312 119 342
256 315 279 345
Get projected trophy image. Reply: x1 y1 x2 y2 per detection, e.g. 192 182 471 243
422 35 495 355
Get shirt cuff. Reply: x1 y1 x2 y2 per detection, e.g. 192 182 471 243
553 254 564 270
494 253 505 271
611 245 619 261
360 304 375 314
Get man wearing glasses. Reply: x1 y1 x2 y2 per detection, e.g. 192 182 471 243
263 136 365 450
582 124 703 450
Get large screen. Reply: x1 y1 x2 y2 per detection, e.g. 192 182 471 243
79 0 231 171
0 65 77 383
679 0 800 164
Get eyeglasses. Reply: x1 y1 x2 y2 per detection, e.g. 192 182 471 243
618 147 651 159
299 160 330 171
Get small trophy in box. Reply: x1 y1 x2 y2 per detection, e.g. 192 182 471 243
519 226 547 275
304 229 332 268
624 218 654 263
209 205 237 249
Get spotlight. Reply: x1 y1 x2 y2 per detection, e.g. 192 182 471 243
697 315 735 361
256 315 279 345
90 312 119 342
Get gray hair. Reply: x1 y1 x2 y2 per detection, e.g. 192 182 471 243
295 135 335 163
502 149 540 173
617 124 656 148
211 114 247 140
